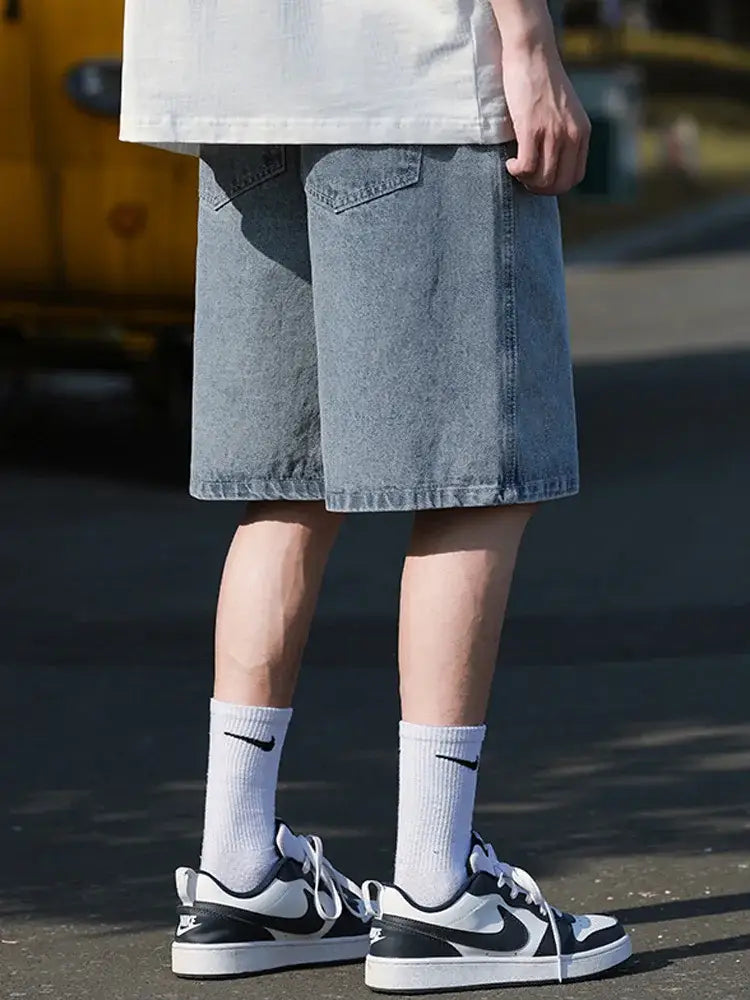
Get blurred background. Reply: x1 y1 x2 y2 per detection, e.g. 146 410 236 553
2 0 750 426
3 0 750 426
1 3 749 999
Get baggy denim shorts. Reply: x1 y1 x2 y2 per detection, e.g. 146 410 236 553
191 143 579 512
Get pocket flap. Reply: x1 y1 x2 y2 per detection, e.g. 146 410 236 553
303 145 422 213
199 145 287 210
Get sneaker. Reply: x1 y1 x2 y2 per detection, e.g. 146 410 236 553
171 823 371 978
364 833 632 992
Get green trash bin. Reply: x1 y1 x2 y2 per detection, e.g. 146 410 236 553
569 68 642 201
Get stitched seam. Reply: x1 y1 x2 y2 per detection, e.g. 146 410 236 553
503 157 520 489
195 477 576 491
324 480 575 493
195 477 324 486
203 147 288 210
124 115 512 127
306 148 422 213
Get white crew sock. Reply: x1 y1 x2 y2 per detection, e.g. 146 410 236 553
394 720 486 906
199 698 292 891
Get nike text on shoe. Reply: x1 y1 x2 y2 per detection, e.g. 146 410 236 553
171 823 371 978
363 833 632 993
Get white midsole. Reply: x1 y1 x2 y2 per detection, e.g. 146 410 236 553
173 933 369 977
365 935 632 992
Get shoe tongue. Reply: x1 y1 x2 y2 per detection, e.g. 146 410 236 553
468 832 497 876
275 822 307 864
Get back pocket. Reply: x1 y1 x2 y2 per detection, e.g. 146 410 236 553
199 145 287 210
302 145 422 213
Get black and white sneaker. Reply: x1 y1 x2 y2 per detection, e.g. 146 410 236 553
171 823 371 978
364 833 632 992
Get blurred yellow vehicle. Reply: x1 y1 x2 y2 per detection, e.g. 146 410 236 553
0 0 197 419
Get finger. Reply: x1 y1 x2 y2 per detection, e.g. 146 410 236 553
505 131 540 181
574 130 590 188
524 130 561 194
551 140 580 196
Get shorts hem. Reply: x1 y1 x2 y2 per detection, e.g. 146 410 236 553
325 478 579 512
191 478 326 502
191 476 579 511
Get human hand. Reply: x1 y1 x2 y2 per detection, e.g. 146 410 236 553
501 25 591 196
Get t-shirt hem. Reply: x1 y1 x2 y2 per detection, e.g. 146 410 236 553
118 115 516 154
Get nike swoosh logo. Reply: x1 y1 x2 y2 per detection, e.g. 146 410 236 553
384 904 529 953
193 887 327 936
224 731 276 752
435 753 479 771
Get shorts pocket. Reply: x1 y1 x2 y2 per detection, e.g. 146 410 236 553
199 144 287 210
302 145 422 213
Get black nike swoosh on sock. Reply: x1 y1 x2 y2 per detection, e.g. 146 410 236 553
435 753 479 771
224 732 276 752
382 904 530 953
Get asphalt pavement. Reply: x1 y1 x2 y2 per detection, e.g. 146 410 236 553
1 215 749 999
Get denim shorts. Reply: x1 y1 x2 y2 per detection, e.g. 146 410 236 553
191 143 579 512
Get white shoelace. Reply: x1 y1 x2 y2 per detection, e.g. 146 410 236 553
361 878 384 919
297 834 365 922
481 842 564 984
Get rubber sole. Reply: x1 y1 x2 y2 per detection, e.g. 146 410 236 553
172 933 369 978
364 934 632 993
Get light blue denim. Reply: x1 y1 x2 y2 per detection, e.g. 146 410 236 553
191 143 579 512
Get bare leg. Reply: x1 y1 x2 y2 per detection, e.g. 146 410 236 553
394 504 535 903
214 500 345 707
198 500 344 889
399 504 535 725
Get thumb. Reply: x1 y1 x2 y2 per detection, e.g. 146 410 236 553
506 133 539 179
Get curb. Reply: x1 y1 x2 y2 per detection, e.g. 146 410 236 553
564 193 750 267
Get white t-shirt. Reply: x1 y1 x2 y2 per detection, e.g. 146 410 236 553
119 0 514 154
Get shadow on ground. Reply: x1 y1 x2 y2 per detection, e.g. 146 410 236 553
1 654 748 934
1 348 749 947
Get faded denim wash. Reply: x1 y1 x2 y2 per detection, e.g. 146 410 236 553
191 143 579 512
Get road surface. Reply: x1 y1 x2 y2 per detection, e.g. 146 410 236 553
1 222 749 999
